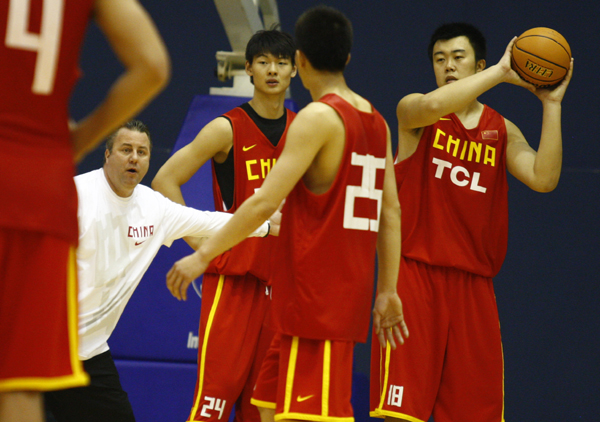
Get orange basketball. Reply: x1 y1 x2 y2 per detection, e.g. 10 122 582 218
511 27 571 87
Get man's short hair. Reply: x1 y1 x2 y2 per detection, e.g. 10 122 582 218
104 120 152 163
295 6 352 72
428 22 487 63
245 26 296 65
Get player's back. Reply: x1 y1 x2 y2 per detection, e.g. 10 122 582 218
0 0 95 241
272 93 388 343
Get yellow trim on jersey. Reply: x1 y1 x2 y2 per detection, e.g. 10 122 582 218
501 342 506 422
0 248 89 392
67 248 88 383
251 398 276 409
0 373 89 392
283 336 300 414
189 275 225 419
275 412 354 422
321 340 331 417
376 341 392 410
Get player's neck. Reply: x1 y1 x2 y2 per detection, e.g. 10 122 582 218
454 100 484 129
249 91 286 119
307 72 349 102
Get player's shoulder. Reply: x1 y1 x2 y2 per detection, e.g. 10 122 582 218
191 115 233 147
298 101 342 122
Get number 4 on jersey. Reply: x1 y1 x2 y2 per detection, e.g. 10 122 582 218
343 152 386 232
5 0 64 95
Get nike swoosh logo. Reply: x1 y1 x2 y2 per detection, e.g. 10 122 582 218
135 240 146 246
243 144 257 151
296 395 314 402
439 117 452 121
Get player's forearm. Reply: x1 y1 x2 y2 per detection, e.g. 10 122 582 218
152 170 187 206
376 205 401 295
426 66 503 115
533 101 563 192
196 193 277 262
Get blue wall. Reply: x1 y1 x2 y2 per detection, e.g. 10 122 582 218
73 1 599 421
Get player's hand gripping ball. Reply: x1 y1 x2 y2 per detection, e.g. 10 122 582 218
511 27 571 88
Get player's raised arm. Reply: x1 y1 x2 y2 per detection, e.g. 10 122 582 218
506 58 573 193
398 37 535 133
72 0 170 161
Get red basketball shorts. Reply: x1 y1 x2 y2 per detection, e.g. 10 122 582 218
252 333 355 422
0 228 88 392
370 257 504 422
187 272 274 422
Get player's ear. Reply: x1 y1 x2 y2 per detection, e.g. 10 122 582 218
476 59 486 72
245 60 253 77
346 53 351 66
295 50 305 68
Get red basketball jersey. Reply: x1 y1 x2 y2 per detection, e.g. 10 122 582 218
396 105 509 277
271 93 388 343
0 0 94 242
208 107 295 281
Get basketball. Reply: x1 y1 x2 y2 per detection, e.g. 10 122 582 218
511 27 571 87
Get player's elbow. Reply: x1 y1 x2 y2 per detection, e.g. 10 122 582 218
528 171 560 193
533 178 559 193
149 52 171 91
151 169 173 193
138 48 171 94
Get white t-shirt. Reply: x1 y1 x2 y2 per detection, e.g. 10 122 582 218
75 168 269 359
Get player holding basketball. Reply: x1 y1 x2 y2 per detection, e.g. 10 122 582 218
152 28 296 422
0 1 169 421
164 6 409 422
370 23 573 422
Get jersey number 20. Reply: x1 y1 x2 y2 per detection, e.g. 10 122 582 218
5 0 64 95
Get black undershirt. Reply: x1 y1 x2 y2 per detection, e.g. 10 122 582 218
214 102 287 210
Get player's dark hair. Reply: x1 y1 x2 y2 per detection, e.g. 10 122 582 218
428 22 487 63
295 5 352 72
245 26 295 84
245 26 296 65
104 120 152 163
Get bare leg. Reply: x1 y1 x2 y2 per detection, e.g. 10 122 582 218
0 391 43 422
257 406 276 422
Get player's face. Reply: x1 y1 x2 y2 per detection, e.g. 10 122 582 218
432 36 485 87
246 53 296 95
103 129 151 197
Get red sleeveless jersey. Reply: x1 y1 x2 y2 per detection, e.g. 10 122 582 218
0 0 94 242
208 106 295 281
271 93 388 342
396 105 509 277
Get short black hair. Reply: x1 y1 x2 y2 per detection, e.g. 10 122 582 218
104 120 152 163
245 26 296 65
428 22 487 63
295 5 352 72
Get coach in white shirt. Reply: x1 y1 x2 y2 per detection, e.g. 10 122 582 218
45 120 273 422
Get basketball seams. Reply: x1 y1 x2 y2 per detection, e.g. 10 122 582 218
513 44 569 71
517 35 571 61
